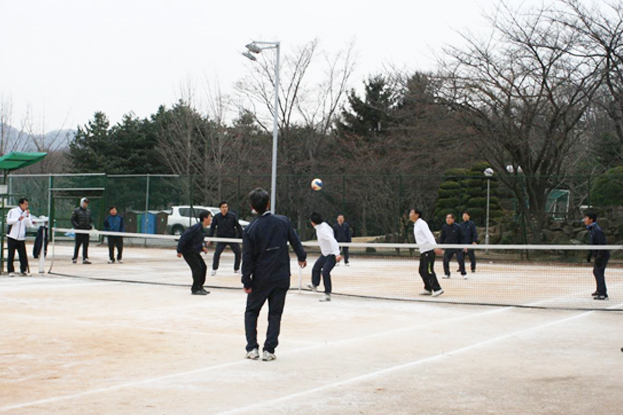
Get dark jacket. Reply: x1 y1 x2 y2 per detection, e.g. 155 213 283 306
333 222 352 242
208 212 243 238
588 222 609 262
440 223 463 245
460 220 478 244
104 215 125 233
33 226 48 258
176 223 207 254
71 207 93 230
241 212 306 289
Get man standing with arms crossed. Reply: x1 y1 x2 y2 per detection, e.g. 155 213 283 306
439 213 466 279
208 201 243 276
410 208 444 297
242 188 307 361
71 197 93 264
460 211 479 273
333 214 352 266
6 198 33 276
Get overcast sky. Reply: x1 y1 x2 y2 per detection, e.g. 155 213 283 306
1 0 538 132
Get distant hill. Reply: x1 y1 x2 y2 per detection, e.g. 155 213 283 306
0 123 75 152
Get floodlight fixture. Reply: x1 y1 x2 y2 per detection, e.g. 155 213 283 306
242 51 257 61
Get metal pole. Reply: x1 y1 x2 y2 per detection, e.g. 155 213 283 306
145 174 150 245
485 178 490 252
270 43 280 213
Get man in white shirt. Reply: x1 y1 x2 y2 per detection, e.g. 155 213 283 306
308 212 342 302
410 208 444 297
6 198 33 276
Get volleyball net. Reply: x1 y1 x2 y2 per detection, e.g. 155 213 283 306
43 228 623 311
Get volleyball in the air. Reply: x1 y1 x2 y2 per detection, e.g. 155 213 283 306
311 178 323 191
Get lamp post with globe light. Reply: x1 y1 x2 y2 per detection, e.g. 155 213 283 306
484 167 494 249
242 41 280 213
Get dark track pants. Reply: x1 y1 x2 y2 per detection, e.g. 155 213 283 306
464 248 476 271
340 247 350 264
419 251 441 292
312 254 336 294
73 233 89 260
183 252 207 293
7 237 28 273
593 255 609 296
108 236 123 261
245 281 289 353
443 249 465 276
212 242 241 271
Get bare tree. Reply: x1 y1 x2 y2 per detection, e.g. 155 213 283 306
437 2 601 240
236 40 356 229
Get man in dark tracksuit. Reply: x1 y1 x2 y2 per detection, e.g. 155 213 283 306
208 201 243 275
104 206 125 263
584 212 609 300
177 211 212 295
71 197 93 264
439 213 466 279
460 211 479 273
242 188 307 361
333 214 352 265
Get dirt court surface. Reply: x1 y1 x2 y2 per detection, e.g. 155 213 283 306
1 244 622 414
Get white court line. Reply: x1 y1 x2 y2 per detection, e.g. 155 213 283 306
0 303 572 413
212 310 600 415
0 281 121 291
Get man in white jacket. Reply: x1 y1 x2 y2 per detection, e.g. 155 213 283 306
410 208 444 297
6 198 33 276
308 212 342 302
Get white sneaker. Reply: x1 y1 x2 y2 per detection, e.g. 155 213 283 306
345 263 350 267
419 290 432 296
443 274 450 279
83 259 91 264
307 283 318 292
245 348 259 360
117 259 123 264
262 350 276 361
234 269 240 274
319 294 331 302
8 272 15 277
108 260 114 264
19 272 29 277
432 288 444 297
211 270 217 276
462 275 468 280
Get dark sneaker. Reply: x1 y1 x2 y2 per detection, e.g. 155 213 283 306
200 289 210 294
594 295 609 301
591 291 599 297
192 290 208 295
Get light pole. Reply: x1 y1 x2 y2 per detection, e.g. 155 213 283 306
243 41 280 213
484 167 494 249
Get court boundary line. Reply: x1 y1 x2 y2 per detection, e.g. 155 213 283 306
211 310 601 415
0 306 600 413
0 303 533 412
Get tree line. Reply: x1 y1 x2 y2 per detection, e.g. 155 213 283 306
9 0 623 239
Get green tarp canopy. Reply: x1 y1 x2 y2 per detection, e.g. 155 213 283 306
0 152 47 172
